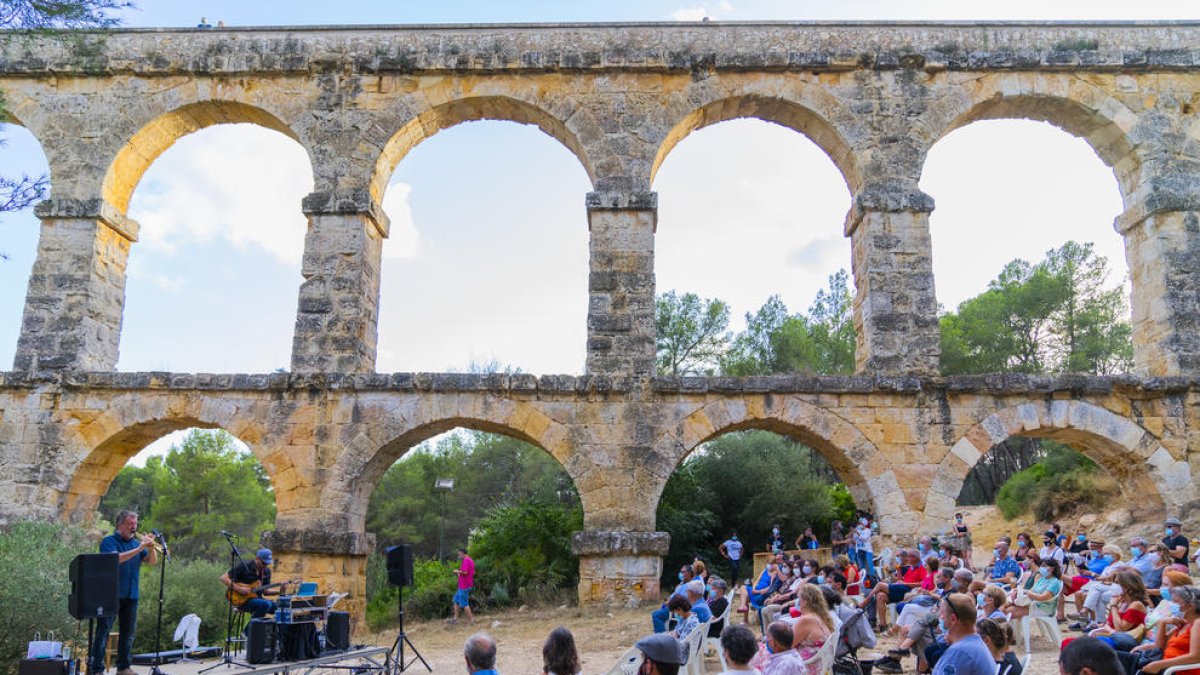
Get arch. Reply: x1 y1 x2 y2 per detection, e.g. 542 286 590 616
925 74 1141 204
371 95 596 204
57 394 279 523
658 395 914 534
927 400 1194 528
321 395 575 532
652 92 862 195
102 100 309 213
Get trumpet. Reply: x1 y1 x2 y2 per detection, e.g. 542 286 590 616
133 531 166 554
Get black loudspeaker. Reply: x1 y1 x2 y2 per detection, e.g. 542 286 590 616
279 623 319 661
386 544 414 587
246 619 277 665
69 553 119 620
325 611 350 651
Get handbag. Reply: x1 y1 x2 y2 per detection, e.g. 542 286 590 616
26 632 63 659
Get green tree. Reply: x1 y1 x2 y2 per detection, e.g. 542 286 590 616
723 271 857 375
98 455 168 524
655 290 731 376
940 241 1132 376
145 429 275 560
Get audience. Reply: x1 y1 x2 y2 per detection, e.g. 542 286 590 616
707 578 730 638
652 564 694 633
932 594 995 675
977 618 1023 675
667 594 700 641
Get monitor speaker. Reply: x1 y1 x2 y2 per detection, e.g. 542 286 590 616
385 544 414 587
246 619 276 664
325 611 350 651
68 553 119 620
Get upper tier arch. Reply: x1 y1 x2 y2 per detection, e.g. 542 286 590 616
371 92 597 204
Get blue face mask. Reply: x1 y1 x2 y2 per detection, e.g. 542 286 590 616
1039 567 1051 577
1163 587 1173 602
918 543 925 552
1167 529 1176 537
1077 535 1086 542
1132 547 1143 558
817 575 827 585
731 536 738 541
938 618 946 633
678 572 685 581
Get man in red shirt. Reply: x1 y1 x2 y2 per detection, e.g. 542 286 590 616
869 549 927 630
451 547 476 624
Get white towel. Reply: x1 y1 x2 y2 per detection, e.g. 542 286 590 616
172 614 202 651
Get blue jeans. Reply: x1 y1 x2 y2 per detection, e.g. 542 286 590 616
242 597 276 619
89 598 137 672
651 605 671 633
859 550 878 580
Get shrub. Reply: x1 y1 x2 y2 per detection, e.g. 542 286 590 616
133 557 228 653
995 444 1118 521
469 500 582 604
0 522 92 674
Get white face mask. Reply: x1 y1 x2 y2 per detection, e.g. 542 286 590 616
802 565 813 575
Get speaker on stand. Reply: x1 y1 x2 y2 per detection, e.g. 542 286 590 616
69 553 120 675
385 545 429 673
386 545 414 587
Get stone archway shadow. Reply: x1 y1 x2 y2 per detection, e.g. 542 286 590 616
657 394 917 535
926 399 1194 529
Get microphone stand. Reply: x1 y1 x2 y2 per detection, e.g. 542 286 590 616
200 533 253 673
150 532 170 675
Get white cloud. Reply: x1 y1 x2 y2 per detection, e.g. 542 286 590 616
149 274 184 292
128 124 313 265
381 181 421 259
786 237 845 268
669 1 733 20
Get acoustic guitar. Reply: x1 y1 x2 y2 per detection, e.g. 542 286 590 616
226 578 301 607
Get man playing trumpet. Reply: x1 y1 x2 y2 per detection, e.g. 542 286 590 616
88 510 159 675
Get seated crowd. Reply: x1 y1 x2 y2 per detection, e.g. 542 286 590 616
634 514 1200 675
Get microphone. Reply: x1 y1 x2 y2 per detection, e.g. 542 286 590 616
221 530 240 538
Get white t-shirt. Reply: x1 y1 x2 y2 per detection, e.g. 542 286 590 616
723 538 744 561
1039 545 1066 565
854 525 873 553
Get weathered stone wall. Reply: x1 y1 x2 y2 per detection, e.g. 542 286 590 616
3 22 1200 620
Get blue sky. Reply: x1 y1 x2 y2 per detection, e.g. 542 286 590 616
1 0 1180 378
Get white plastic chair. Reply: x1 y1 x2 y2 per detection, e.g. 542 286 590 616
605 646 643 675
682 621 710 675
705 599 735 672
1015 613 1062 655
801 627 841 675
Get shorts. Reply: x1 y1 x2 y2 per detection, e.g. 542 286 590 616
887 583 910 603
453 588 471 607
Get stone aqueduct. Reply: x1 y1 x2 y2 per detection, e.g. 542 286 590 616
2 22 1200 620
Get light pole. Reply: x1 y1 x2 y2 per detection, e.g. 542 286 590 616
434 478 455 561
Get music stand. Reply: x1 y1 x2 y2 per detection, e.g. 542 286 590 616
199 533 253 673
389 583 430 673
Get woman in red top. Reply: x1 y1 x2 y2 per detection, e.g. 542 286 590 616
1088 569 1150 651
1139 585 1200 675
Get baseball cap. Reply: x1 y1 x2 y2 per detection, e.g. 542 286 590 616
1166 517 1183 527
634 633 686 665
257 548 274 564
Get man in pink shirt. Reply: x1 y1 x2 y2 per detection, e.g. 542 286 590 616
452 547 476 624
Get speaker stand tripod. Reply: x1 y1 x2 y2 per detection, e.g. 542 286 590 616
389 584 429 673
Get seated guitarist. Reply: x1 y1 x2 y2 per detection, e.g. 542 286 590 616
221 548 287 618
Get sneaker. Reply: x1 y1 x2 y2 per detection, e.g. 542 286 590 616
874 657 904 674
887 648 911 658
1069 621 1085 631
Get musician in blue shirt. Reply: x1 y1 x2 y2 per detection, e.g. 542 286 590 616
88 510 158 675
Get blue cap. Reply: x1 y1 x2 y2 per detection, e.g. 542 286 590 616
257 548 273 564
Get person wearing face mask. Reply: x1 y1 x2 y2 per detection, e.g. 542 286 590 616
1064 545 1123 629
989 541 1021 586
652 564 694 633
1164 519 1190 567
831 520 849 558
1078 539 1158 631
768 525 786 555
1070 531 1093 571
854 517 877 581
685 579 713 623
952 513 974 571
720 531 745 583
1128 585 1200 675
1041 530 1068 566
1014 533 1034 563
1011 558 1063 622
930 594 995 675
759 563 810 629
869 549 928 632
1132 570 1194 661
668 594 701 641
